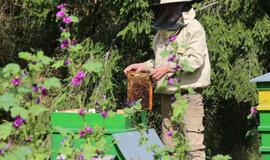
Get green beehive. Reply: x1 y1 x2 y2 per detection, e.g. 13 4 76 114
259 147 270 160
50 110 147 160
250 73 270 160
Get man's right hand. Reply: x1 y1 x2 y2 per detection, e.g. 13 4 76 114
124 63 147 76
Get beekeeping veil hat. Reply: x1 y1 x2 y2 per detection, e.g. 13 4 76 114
151 0 195 31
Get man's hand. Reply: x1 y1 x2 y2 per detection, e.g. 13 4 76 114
151 64 171 81
124 63 147 76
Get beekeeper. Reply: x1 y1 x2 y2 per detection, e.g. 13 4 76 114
124 0 211 159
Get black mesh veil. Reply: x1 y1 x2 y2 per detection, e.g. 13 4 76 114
151 2 191 31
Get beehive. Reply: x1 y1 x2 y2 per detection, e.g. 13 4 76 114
250 73 270 160
127 72 153 111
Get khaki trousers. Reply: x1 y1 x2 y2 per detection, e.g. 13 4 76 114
161 92 206 160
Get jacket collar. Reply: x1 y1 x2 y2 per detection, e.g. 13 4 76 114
183 8 196 25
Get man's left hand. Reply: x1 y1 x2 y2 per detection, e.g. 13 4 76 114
151 64 172 81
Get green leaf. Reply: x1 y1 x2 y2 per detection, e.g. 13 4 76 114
172 99 187 119
3 63 21 76
44 77 61 89
70 44 83 52
19 52 32 61
2 146 32 160
181 59 195 72
0 93 20 111
52 60 64 69
83 61 103 73
37 51 52 65
18 87 32 94
70 15 79 23
160 50 170 57
29 104 48 117
61 32 70 39
0 123 12 140
10 107 29 119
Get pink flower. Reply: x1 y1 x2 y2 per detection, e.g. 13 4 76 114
85 127 93 133
71 71 86 86
11 78 21 86
101 110 108 118
166 131 173 137
76 71 86 79
78 108 87 116
57 4 66 9
71 77 82 86
56 10 65 19
79 130 86 138
63 16 72 24
250 106 257 115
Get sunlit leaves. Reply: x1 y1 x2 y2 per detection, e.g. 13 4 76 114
83 61 103 73
0 123 12 140
0 93 20 111
44 77 62 89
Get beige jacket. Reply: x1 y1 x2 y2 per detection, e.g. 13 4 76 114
143 8 211 94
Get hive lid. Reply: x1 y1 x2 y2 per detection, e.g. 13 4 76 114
250 73 270 83
112 129 164 160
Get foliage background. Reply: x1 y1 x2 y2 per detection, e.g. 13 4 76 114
0 0 270 159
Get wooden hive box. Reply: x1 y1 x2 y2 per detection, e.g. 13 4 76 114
127 72 153 111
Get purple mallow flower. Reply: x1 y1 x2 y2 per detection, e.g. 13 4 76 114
167 78 175 85
71 71 86 86
173 64 181 72
32 84 39 92
167 55 176 62
78 108 87 116
60 39 69 49
79 130 86 138
13 115 26 129
78 154 84 160
166 35 177 45
56 10 65 19
64 59 70 66
166 131 173 137
169 35 177 42
85 127 93 133
71 40 78 45
57 4 66 9
250 106 257 115
101 110 108 118
63 16 72 24
11 78 21 86
40 86 48 97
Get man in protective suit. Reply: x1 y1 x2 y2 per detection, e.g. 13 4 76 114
124 0 210 159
